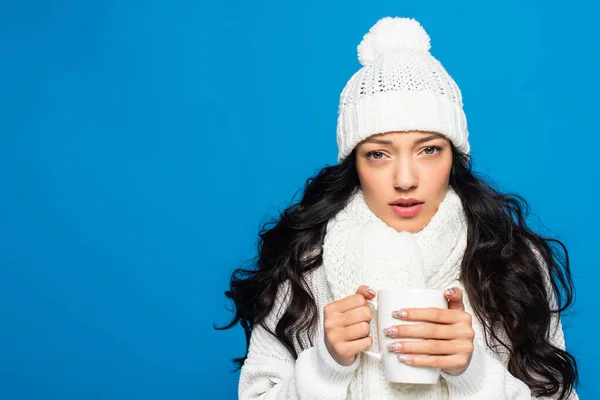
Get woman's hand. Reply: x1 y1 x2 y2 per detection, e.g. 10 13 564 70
382 287 475 376
323 285 376 366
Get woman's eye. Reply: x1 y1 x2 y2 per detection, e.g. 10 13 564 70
423 146 441 155
367 151 385 160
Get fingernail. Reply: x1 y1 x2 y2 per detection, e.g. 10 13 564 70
366 288 376 295
445 288 456 296
397 354 411 363
392 310 407 319
383 327 398 335
386 342 403 351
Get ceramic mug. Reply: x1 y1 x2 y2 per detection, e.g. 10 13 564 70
364 288 448 384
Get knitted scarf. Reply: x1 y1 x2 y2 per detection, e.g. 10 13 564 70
322 187 468 399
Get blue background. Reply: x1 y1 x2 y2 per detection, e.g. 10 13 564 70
1 0 597 398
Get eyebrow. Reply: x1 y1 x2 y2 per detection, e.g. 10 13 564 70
414 133 447 144
362 138 394 145
362 133 446 146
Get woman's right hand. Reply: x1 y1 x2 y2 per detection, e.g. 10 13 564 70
323 285 376 366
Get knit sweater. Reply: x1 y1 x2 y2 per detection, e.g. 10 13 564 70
238 266 578 399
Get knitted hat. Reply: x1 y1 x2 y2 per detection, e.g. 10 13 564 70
336 17 470 162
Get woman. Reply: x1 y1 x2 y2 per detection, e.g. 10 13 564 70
219 17 578 399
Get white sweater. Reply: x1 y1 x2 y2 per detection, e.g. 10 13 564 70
238 266 578 399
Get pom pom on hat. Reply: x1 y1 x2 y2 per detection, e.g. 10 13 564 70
357 17 431 66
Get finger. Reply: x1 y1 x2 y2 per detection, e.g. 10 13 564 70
444 287 465 311
332 293 368 314
341 336 373 356
355 285 377 300
397 354 463 369
395 307 462 324
384 323 472 340
341 305 373 327
334 321 370 341
387 339 474 355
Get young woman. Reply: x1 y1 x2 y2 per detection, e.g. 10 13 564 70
219 17 578 399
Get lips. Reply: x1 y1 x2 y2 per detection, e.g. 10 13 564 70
390 202 423 217
389 197 424 217
390 197 424 207
394 202 420 207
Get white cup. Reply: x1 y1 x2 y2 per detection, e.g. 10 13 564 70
364 288 448 384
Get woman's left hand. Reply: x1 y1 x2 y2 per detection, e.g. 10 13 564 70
383 287 475 376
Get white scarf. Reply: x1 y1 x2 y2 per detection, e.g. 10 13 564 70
322 187 468 399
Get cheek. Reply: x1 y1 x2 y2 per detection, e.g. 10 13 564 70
421 159 452 201
357 166 391 198
429 165 452 187
356 166 392 213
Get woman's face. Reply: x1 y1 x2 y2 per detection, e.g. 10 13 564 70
355 131 453 233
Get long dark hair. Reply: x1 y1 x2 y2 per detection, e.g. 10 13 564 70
217 146 578 399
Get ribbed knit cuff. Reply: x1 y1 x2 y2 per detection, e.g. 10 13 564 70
441 341 486 395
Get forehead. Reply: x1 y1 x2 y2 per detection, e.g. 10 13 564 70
361 131 447 144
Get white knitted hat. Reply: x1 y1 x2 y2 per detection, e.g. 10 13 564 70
336 17 470 162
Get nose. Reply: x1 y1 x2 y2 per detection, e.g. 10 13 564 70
393 157 418 191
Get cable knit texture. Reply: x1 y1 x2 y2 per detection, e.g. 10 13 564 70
238 189 579 399
322 187 465 398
